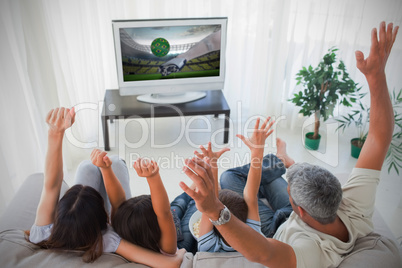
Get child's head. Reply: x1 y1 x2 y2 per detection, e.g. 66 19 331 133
33 185 108 262
214 189 248 239
112 195 161 252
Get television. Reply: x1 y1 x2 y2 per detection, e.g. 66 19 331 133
112 17 228 104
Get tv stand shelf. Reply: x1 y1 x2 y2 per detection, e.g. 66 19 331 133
101 90 230 151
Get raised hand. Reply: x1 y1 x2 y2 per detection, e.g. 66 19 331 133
237 117 275 151
355 21 398 77
46 107 76 134
134 158 159 178
180 157 221 216
194 142 230 167
90 149 112 169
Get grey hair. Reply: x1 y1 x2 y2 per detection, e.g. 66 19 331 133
287 163 342 225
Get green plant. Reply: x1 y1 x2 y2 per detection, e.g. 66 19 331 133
386 88 402 175
335 99 369 148
290 47 363 140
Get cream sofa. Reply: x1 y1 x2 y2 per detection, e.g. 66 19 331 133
0 173 401 267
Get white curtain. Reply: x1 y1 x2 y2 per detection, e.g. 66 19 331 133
1 0 401 213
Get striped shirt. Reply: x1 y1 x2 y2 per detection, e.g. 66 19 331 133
198 219 263 252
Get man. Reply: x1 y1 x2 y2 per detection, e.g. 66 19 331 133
179 21 399 268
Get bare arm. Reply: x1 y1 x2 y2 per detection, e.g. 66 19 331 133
194 143 230 237
134 158 177 255
179 157 296 268
116 240 186 268
90 149 126 221
35 107 75 226
355 22 399 170
238 117 274 221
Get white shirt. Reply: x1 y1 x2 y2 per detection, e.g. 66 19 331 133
274 168 381 268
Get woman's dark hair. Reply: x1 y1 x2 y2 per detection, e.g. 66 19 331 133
30 185 108 263
214 189 248 240
112 195 161 252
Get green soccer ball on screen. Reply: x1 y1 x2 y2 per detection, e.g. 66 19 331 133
151 38 170 57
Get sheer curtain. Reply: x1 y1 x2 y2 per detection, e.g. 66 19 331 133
1 0 401 213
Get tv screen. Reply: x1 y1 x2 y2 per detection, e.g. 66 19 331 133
112 18 227 103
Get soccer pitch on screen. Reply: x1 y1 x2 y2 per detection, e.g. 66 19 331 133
124 69 220 81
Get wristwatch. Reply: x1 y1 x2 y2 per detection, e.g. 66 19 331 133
209 206 231 226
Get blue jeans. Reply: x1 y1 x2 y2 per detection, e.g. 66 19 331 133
170 192 198 253
220 154 292 237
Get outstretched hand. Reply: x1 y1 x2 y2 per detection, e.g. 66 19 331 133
194 142 230 167
134 158 160 178
179 157 222 216
91 149 112 169
355 21 399 78
237 117 275 152
46 107 75 134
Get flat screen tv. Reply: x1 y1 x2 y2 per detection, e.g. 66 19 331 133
112 17 228 104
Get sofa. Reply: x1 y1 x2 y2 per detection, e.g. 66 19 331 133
0 173 401 268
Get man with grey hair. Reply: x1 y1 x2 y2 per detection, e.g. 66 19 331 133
180 21 399 268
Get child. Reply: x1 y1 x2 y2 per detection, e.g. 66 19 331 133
27 107 184 267
90 150 177 256
195 117 274 252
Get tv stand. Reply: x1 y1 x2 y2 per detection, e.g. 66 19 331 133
102 90 230 151
137 92 207 104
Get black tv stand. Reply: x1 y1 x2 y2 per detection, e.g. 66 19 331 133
101 89 230 151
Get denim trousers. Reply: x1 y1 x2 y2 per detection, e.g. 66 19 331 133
220 154 293 237
170 192 198 253
74 156 132 216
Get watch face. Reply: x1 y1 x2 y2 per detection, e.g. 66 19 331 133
223 210 231 221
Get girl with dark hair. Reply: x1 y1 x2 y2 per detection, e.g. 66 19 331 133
90 150 177 256
27 107 185 267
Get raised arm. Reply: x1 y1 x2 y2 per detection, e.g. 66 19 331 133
179 158 296 268
193 143 230 237
116 240 185 268
237 117 274 221
35 107 75 226
134 158 177 255
90 149 126 221
355 22 399 170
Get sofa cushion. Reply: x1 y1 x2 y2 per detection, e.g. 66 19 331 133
338 232 401 267
0 229 194 268
192 251 266 267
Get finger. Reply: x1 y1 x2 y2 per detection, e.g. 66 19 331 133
369 27 379 56
179 181 197 199
260 117 270 130
379 21 386 48
265 119 275 133
50 108 59 124
236 134 246 143
266 129 274 137
216 147 230 157
194 151 205 159
390 25 399 51
98 151 108 161
46 109 53 123
190 157 214 184
58 107 65 120
207 141 211 152
199 145 208 156
103 155 112 166
182 164 208 192
254 118 260 130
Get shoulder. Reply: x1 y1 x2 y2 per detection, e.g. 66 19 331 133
343 168 381 188
102 225 122 253
29 223 53 243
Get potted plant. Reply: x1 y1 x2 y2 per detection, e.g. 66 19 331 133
386 89 402 175
336 88 402 169
336 101 369 158
289 47 363 150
